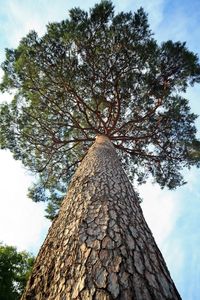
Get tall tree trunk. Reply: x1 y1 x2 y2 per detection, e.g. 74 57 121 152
21 135 181 300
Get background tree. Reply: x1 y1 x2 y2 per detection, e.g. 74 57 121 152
0 1 200 219
0 243 34 300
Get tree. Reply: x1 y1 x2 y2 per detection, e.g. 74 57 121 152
1 1 200 220
0 243 34 300
1 1 200 299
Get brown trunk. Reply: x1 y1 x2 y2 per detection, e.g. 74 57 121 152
21 135 181 299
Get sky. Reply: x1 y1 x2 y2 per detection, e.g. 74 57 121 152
0 0 200 299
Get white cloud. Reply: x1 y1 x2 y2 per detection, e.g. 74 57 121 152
162 239 184 282
139 181 181 246
0 70 15 104
0 91 13 104
2 2 49 47
0 151 50 253
1 0 72 48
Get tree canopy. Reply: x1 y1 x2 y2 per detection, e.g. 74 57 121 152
1 1 200 219
0 243 34 300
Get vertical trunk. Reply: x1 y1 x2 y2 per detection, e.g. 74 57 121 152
22 135 181 300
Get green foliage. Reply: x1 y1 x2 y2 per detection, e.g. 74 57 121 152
1 1 200 218
186 140 200 161
0 243 34 299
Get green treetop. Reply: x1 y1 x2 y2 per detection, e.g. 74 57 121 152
1 1 200 219
0 243 34 299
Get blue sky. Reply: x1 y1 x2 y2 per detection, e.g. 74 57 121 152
0 1 200 299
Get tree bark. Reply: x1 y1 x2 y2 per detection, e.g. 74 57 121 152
21 135 181 300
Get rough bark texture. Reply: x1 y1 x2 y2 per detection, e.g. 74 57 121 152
21 135 181 300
